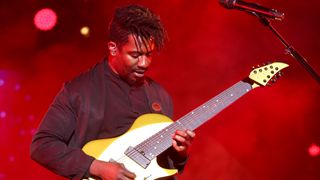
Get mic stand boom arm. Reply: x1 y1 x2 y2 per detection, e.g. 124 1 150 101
255 13 320 84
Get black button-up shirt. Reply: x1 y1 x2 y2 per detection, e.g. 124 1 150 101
30 59 183 179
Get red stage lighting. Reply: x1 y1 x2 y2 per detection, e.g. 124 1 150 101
33 8 57 31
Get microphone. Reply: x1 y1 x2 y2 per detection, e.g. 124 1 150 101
219 0 284 21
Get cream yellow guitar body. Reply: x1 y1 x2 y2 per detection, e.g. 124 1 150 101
82 114 178 180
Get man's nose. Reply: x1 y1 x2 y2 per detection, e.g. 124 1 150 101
138 55 151 68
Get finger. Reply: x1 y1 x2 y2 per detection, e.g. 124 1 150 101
183 139 191 147
122 169 136 179
173 133 187 144
118 173 134 180
172 139 187 152
186 130 196 138
175 130 195 141
175 130 187 137
172 137 191 155
172 139 179 150
119 163 125 168
174 133 193 147
180 130 195 144
173 135 193 149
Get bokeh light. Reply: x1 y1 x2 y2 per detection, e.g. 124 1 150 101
33 8 57 31
0 111 6 119
80 26 90 37
0 79 4 86
308 143 320 157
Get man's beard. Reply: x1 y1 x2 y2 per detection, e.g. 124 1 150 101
123 73 145 86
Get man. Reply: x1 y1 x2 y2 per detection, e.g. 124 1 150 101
31 4 195 180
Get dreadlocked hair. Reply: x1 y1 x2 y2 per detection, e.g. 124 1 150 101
108 4 167 52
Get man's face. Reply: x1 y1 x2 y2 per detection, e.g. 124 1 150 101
109 34 155 85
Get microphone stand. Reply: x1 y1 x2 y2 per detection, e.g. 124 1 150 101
254 13 320 84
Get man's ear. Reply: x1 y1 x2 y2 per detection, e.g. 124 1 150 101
108 41 117 56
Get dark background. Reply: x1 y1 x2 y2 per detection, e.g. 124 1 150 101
0 0 319 179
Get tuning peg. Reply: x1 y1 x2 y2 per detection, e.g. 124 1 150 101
251 65 260 69
274 72 283 80
278 71 284 77
271 78 277 83
256 64 261 68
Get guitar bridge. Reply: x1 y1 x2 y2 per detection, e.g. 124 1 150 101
124 146 151 169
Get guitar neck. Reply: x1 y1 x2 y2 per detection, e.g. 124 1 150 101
178 80 252 130
134 80 253 160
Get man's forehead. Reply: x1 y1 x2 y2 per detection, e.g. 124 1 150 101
128 34 155 52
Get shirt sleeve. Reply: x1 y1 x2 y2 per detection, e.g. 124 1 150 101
157 146 188 173
30 85 95 179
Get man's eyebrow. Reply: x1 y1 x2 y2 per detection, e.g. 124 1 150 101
128 50 141 54
129 50 154 54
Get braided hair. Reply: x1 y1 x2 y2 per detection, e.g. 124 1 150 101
108 4 167 52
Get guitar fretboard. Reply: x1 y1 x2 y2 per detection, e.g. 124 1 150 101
132 80 252 161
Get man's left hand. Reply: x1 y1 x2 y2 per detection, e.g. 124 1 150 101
172 130 195 157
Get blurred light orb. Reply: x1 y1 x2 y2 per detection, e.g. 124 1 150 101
80 26 90 37
308 143 320 157
0 79 4 86
34 8 57 31
0 111 6 119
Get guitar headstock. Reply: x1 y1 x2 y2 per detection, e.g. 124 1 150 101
249 62 289 88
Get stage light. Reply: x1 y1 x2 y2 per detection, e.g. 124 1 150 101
0 79 4 86
308 143 320 157
0 111 6 119
34 8 57 31
80 26 90 37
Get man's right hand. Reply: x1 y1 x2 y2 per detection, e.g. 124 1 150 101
89 159 136 180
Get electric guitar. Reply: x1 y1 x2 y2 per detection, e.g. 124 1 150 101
82 62 289 180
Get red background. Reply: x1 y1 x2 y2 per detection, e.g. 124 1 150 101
0 0 319 179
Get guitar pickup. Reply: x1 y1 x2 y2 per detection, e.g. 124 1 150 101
124 146 151 169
